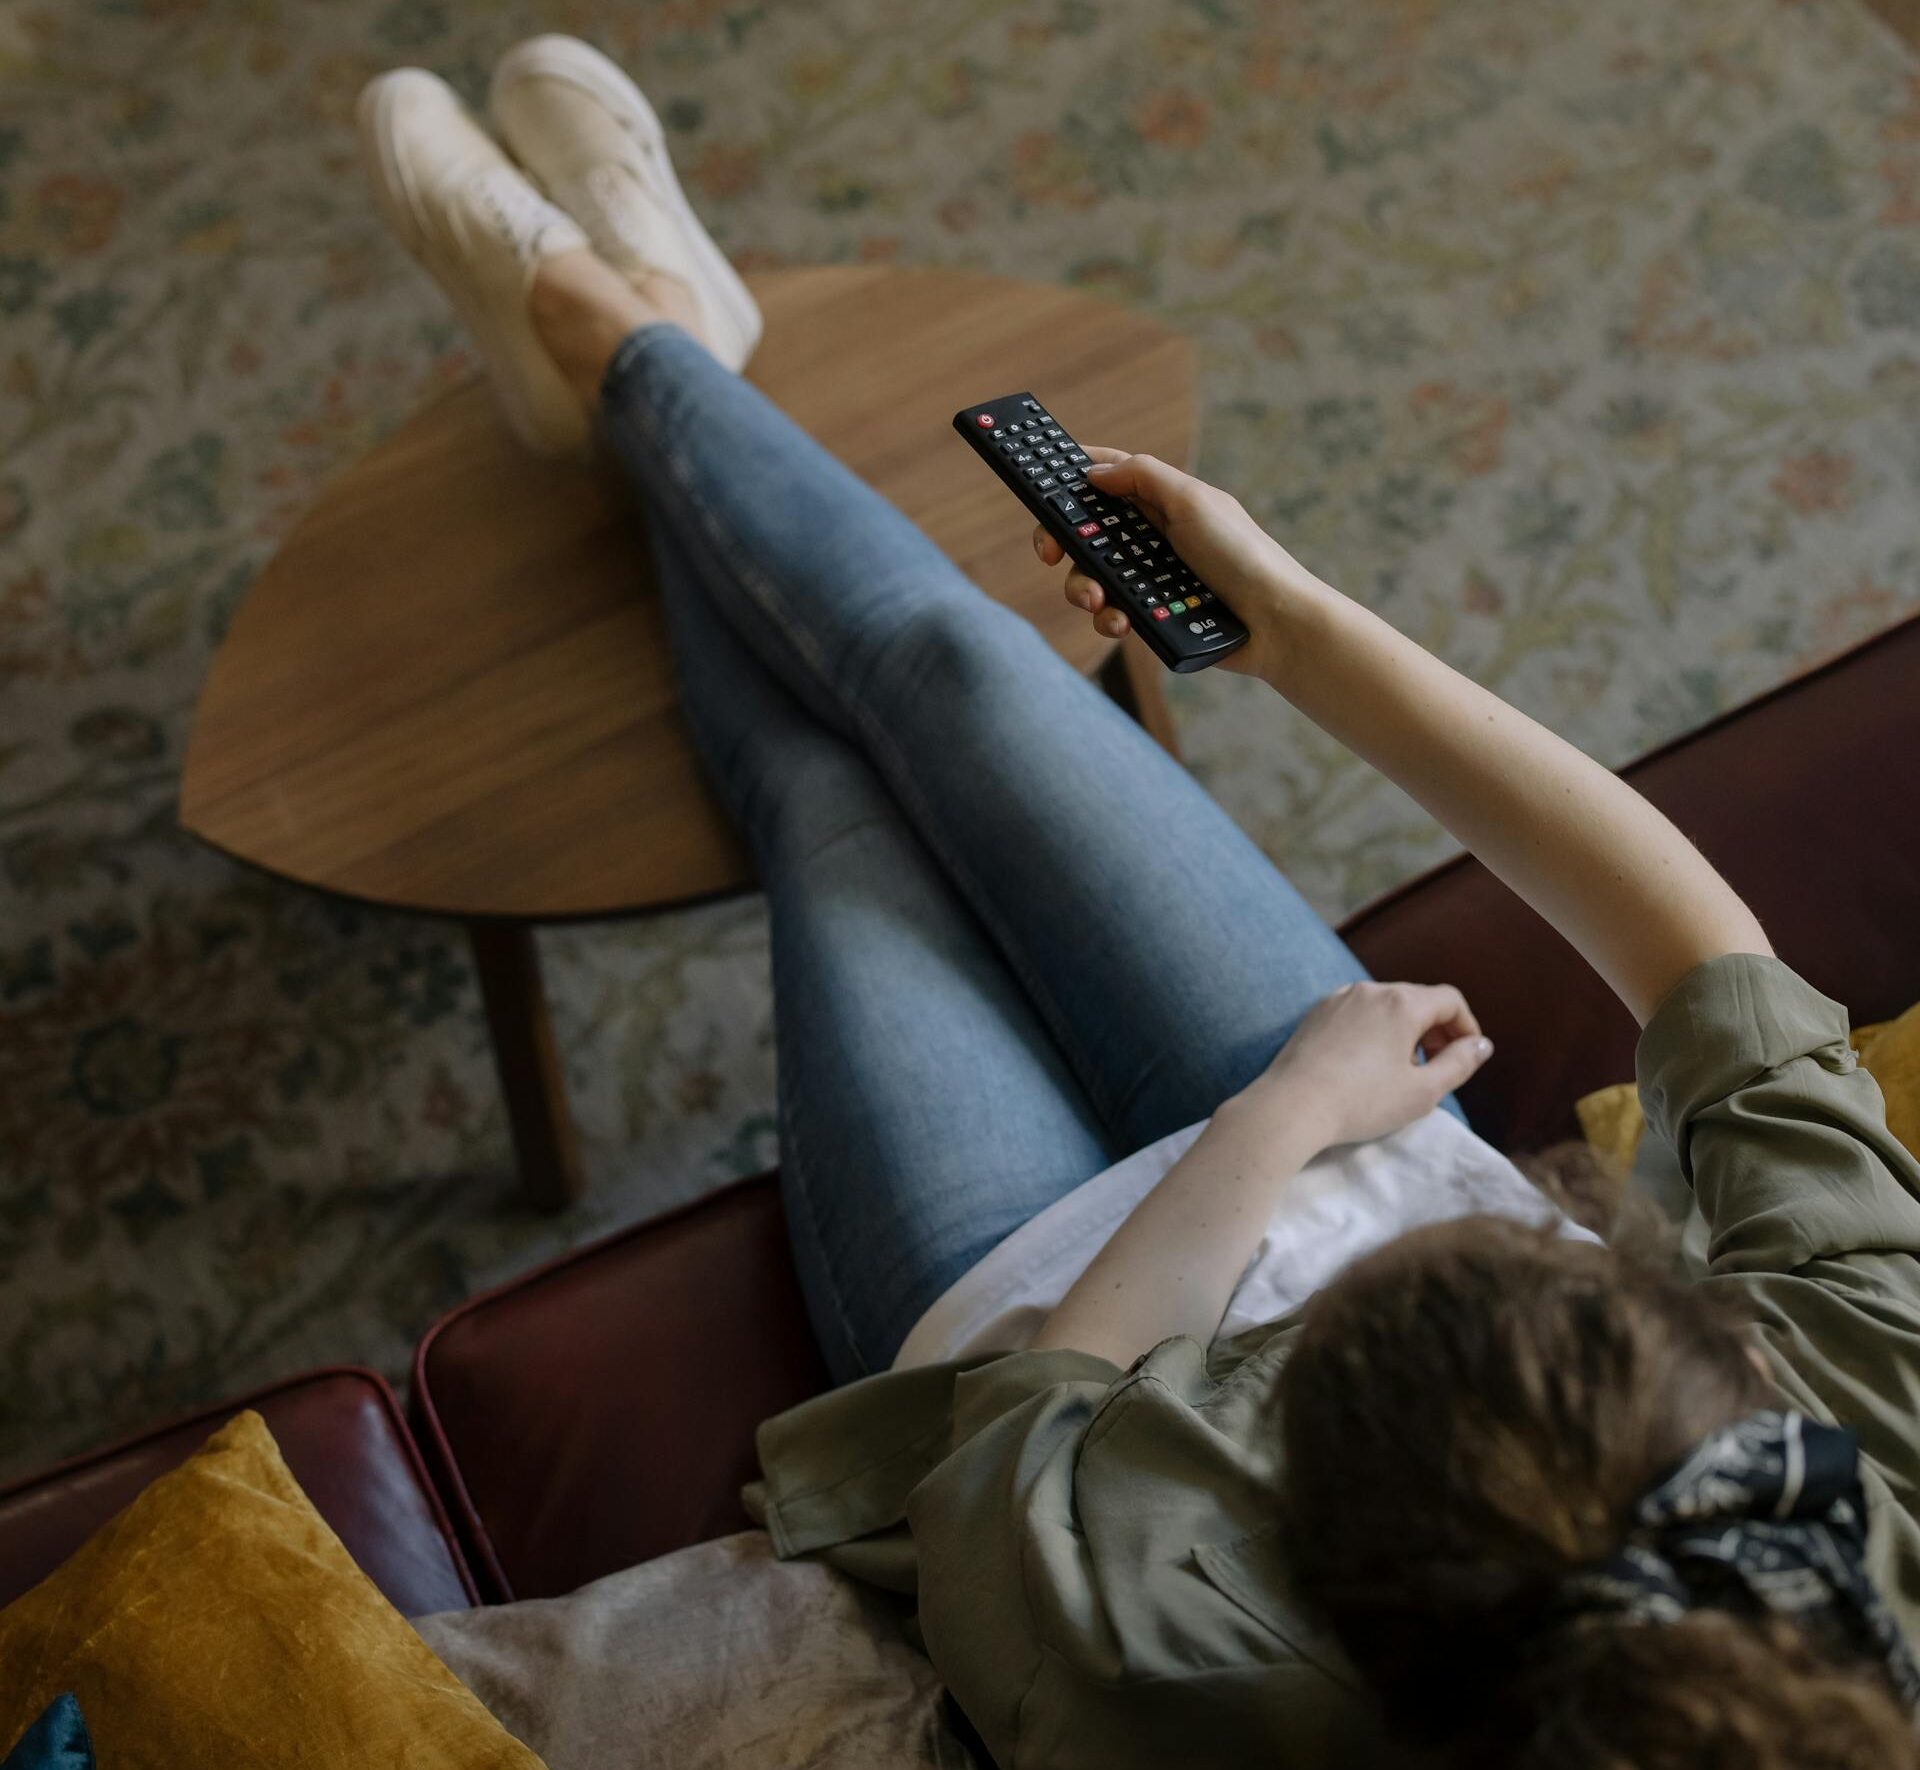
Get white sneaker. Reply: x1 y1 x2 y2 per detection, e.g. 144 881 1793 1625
358 67 593 459
489 35 762 372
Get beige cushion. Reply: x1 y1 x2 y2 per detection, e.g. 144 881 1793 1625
416 1531 972 1769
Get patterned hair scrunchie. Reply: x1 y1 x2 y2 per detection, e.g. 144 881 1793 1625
1553 1409 1920 1707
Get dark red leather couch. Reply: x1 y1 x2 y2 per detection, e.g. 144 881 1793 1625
3 612 1916 1615
0 1368 476 1616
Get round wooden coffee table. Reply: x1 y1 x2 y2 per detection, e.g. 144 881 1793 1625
180 266 1194 1210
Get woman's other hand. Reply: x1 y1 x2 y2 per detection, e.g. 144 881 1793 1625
1029 447 1316 677
1244 981 1494 1148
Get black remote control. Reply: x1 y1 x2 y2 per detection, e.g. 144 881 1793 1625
953 392 1249 673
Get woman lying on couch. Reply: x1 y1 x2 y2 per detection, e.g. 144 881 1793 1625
364 38 1920 1769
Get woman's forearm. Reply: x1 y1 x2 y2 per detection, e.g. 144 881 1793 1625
1263 575 1770 1024
1031 1084 1328 1368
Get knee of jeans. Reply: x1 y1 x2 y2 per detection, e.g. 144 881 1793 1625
753 743 900 862
860 593 1037 708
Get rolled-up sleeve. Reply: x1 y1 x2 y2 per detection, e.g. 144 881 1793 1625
911 1362 1125 1764
1637 955 1920 1516
1636 953 1920 1274
749 1348 1120 1560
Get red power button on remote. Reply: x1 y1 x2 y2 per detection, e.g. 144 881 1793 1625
975 413 997 428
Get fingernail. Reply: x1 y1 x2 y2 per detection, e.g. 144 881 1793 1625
1086 462 1113 476
1476 1037 1493 1058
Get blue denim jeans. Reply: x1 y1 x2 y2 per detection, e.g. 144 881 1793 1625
599 324 1428 1380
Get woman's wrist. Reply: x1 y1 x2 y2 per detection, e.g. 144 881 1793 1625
1214 1068 1338 1162
1237 558 1346 699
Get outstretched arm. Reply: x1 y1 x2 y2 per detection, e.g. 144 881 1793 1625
1039 451 1772 1025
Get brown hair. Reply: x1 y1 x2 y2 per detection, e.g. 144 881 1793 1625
1495 1611 1920 1769
1278 1211 1920 1767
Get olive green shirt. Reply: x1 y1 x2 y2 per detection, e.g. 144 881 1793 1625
745 954 1920 1769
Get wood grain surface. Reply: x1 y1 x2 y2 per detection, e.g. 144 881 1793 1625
180 266 1196 919
1865 0 1920 51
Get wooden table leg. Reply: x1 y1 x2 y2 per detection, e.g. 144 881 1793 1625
1099 640 1182 761
468 921 585 1212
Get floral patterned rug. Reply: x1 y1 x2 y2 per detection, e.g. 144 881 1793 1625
4 0 1918 1481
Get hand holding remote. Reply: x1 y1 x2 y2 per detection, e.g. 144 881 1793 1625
1030 447 1313 678
956 394 1251 671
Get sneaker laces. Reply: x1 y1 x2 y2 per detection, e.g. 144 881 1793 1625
574 161 684 263
460 165 567 262
565 161 711 315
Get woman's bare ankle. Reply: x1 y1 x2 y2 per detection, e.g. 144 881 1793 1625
530 248 713 409
624 268 710 347
529 249 651 407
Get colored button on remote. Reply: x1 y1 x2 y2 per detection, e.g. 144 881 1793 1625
1075 520 1101 537
975 413 997 427
1150 607 1171 621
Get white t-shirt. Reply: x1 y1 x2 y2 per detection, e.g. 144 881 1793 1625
894 1107 1596 1369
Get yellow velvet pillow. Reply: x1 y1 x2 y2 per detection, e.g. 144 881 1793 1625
0 1410 543 1769
1576 1001 1920 1169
